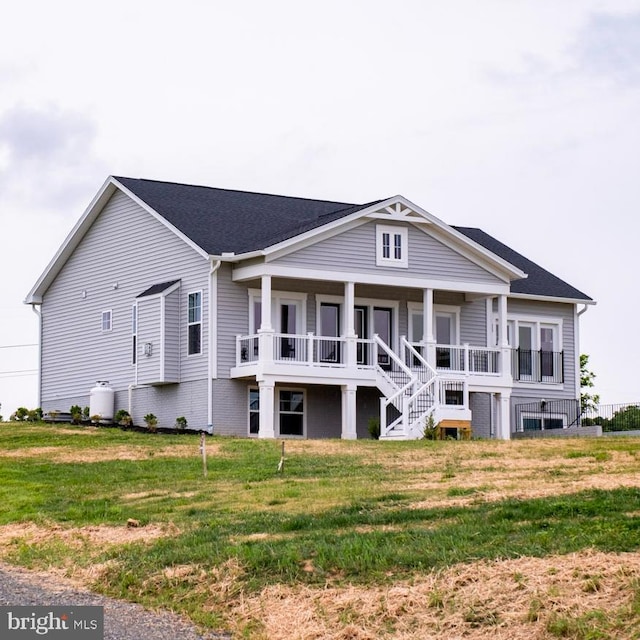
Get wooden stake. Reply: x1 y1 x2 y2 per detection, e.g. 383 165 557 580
277 440 285 473
200 432 208 478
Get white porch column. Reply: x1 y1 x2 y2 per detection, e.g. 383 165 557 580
258 275 274 363
498 294 510 377
258 378 276 438
423 288 435 366
344 281 356 368
496 393 511 440
260 275 273 331
341 383 358 439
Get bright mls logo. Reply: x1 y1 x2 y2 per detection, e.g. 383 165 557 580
0 606 103 639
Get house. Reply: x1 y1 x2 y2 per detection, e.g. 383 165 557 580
25 176 594 440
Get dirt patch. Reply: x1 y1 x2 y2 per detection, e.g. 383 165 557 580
0 443 221 463
0 522 178 547
121 490 198 501
226 550 640 639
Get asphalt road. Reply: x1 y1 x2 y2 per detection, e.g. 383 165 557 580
0 563 231 639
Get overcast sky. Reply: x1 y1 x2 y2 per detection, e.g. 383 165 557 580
0 0 638 418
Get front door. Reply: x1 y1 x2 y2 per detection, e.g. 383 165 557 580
517 323 534 378
319 302 340 363
354 305 368 364
374 307 393 368
435 312 456 369
278 300 301 359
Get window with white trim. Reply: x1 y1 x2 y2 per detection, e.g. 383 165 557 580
520 413 567 432
376 225 408 268
493 314 563 383
188 291 202 355
278 389 305 436
248 388 259 435
101 310 112 332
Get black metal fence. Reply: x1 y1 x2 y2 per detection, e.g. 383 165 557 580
514 399 580 432
581 403 640 432
511 350 564 383
514 399 640 434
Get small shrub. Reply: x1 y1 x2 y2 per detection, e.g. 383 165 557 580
115 409 132 427
82 406 90 420
368 417 380 440
144 413 158 433
90 414 102 425
10 407 29 421
70 405 82 425
175 416 188 430
423 414 438 440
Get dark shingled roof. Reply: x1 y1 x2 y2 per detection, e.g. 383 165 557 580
113 177 591 302
137 279 181 298
454 227 592 301
116 176 378 255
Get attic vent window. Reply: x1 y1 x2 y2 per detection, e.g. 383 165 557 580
101 310 112 332
376 225 408 268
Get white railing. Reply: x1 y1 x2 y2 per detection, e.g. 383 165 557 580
238 334 260 363
407 342 501 375
236 333 377 368
238 335 500 377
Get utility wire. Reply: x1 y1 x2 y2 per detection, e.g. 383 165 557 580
0 369 38 376
0 344 38 349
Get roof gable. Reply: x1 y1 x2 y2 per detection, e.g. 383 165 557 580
25 175 593 305
115 176 372 255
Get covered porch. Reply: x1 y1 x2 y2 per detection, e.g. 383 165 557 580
230 272 515 440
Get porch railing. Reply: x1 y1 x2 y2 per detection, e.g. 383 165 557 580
238 334 505 375
237 333 377 368
407 342 501 375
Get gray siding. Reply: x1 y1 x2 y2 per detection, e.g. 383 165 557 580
136 296 162 384
216 264 249 379
212 378 252 436
129 381 208 429
274 221 504 286
164 289 181 382
505 299 577 402
40 190 209 412
470 392 492 438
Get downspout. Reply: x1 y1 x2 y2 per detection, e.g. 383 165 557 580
208 259 222 432
31 304 42 409
575 303 589 403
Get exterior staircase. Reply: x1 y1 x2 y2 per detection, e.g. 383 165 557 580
374 336 439 440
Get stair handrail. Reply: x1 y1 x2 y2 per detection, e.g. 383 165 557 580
375 335 416 437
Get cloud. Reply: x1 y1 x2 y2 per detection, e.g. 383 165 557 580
574 12 640 84
0 105 106 212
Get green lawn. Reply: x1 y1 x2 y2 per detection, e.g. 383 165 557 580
2 423 640 638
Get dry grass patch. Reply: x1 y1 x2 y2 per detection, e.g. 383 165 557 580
0 521 178 548
0 443 220 463
223 550 640 639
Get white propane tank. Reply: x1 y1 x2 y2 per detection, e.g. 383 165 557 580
89 381 115 422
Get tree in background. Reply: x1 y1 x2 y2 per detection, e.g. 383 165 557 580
580 354 600 412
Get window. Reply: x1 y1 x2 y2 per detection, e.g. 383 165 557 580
521 413 566 431
493 315 563 383
101 310 112 332
376 225 408 268
249 388 260 435
131 305 137 364
188 291 202 355
279 389 304 436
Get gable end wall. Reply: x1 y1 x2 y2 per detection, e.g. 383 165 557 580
39 190 210 408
